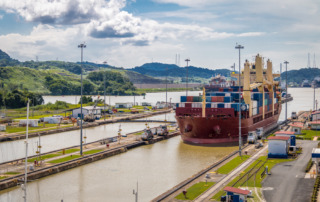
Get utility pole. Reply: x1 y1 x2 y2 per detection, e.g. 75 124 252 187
235 44 244 156
78 43 86 156
103 61 107 121
284 61 289 122
23 99 30 202
185 58 190 96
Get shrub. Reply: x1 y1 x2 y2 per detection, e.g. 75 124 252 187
305 158 314 173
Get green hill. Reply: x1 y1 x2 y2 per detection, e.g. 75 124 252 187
130 62 232 79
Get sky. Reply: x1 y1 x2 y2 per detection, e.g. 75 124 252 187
0 0 319 72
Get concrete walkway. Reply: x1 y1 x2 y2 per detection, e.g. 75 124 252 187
195 146 268 202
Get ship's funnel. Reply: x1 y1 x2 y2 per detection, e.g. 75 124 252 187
255 54 263 83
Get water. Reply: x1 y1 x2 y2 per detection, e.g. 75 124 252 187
43 91 202 106
0 121 164 164
0 136 237 202
0 88 316 201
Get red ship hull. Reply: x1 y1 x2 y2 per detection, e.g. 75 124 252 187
175 105 281 146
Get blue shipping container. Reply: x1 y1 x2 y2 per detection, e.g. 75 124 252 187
216 92 225 96
231 103 239 111
206 97 211 102
218 103 225 108
181 96 187 102
206 103 211 108
224 96 232 102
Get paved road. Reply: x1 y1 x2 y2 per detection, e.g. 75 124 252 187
262 140 317 202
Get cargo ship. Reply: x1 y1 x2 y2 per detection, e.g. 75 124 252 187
175 54 281 146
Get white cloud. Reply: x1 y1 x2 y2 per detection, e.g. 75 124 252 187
0 14 3 19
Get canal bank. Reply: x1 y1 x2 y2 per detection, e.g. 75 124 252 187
0 131 180 191
0 109 172 142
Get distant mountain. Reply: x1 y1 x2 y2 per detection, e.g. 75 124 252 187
279 67 320 86
130 62 232 79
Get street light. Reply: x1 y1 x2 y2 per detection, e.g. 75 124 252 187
235 44 244 156
78 43 86 156
185 58 190 96
284 61 289 122
103 61 107 121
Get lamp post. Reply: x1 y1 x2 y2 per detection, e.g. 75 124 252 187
284 61 289 122
235 44 244 156
166 67 168 109
78 43 86 156
185 58 190 96
103 61 107 120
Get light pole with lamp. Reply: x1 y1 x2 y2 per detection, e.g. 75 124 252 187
185 58 190 96
284 61 289 122
78 43 86 156
103 61 107 120
235 44 244 156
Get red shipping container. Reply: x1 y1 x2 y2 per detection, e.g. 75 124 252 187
187 96 193 102
217 96 224 102
219 88 224 92
228 88 233 92
185 103 192 108
211 96 218 102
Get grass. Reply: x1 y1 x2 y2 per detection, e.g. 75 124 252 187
58 148 80 154
27 153 60 162
212 156 292 201
296 130 320 139
217 155 250 174
83 149 103 155
5 123 73 134
133 131 144 135
5 172 21 175
48 155 81 164
0 176 7 180
175 182 215 200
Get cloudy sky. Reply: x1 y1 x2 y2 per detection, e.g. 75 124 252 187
0 0 319 71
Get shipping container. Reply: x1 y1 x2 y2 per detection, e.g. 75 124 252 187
206 103 211 108
181 96 187 102
253 108 258 115
218 103 225 108
224 103 231 108
187 96 193 102
216 92 225 96
252 100 258 108
179 103 185 107
225 93 231 97
192 103 202 108
206 97 211 102
224 96 232 102
185 103 192 108
211 103 218 108
231 103 240 111
264 99 268 106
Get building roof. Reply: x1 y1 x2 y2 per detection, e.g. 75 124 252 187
309 121 320 125
289 122 304 128
274 131 295 135
311 111 320 115
268 136 290 140
224 187 251 195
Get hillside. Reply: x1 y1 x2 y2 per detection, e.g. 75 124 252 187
130 62 232 79
280 67 320 85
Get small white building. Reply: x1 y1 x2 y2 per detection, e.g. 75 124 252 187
72 106 102 119
268 136 290 158
312 148 320 174
19 119 39 127
223 186 251 202
309 121 320 130
312 111 320 121
289 122 303 134
115 103 133 109
0 125 6 131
